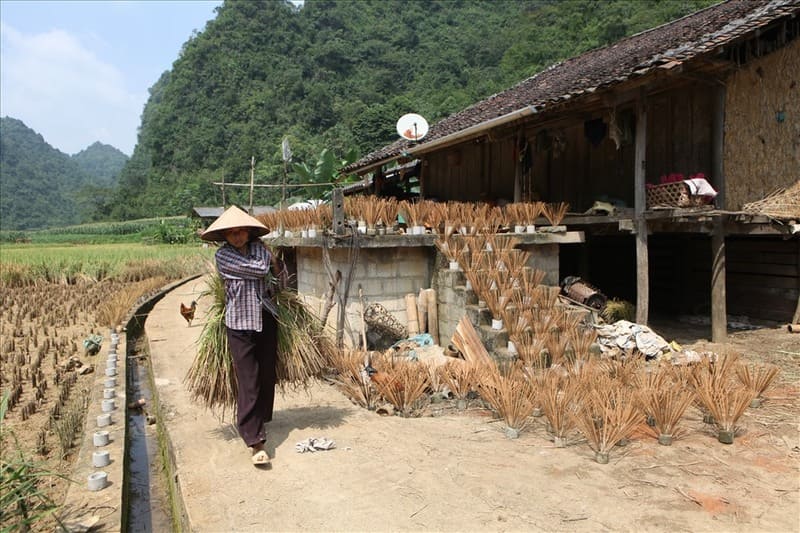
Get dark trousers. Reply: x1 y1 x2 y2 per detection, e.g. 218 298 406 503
226 311 278 447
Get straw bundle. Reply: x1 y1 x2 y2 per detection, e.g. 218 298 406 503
185 274 335 414
437 359 481 403
510 329 547 368
523 202 544 226
636 366 695 445
371 359 431 417
735 362 780 406
539 369 582 446
542 202 569 226
693 372 755 440
741 181 800 219
329 349 377 409
574 374 642 463
478 363 537 436
185 274 237 417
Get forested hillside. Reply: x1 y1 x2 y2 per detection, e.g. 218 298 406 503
110 0 715 219
0 118 127 230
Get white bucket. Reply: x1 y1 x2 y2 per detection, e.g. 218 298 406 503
449 261 460 271
508 340 517 354
308 228 317 238
104 377 116 388
491 318 504 331
103 388 115 399
526 225 536 233
101 399 115 412
105 367 117 377
514 225 525 234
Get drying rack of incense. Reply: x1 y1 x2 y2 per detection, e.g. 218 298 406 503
257 196 584 248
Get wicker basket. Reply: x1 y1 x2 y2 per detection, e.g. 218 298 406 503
646 181 710 208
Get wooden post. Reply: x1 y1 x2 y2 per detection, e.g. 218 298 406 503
249 156 255 215
332 188 345 235
221 174 226 207
634 89 649 325
711 216 727 342
712 84 726 209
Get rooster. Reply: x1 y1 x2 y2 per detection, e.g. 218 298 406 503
180 301 197 326
362 352 403 392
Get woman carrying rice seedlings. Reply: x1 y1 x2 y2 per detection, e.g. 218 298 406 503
201 206 285 467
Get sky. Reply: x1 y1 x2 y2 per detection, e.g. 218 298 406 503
0 0 224 156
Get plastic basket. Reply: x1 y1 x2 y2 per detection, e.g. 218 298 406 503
646 181 709 208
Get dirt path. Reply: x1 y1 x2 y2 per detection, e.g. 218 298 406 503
147 279 799 532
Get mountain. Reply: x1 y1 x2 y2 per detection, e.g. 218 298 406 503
0 117 126 230
72 142 128 187
108 0 713 219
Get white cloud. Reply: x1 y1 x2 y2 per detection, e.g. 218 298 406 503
0 21 143 155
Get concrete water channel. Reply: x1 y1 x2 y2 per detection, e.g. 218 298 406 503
58 277 198 531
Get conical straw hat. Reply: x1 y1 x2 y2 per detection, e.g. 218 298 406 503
200 205 269 242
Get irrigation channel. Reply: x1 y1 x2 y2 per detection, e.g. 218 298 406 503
120 283 192 531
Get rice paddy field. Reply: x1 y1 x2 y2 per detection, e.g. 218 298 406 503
0 226 214 531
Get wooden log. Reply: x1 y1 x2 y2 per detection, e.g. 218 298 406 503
405 293 420 335
417 288 428 335
425 288 440 345
788 323 800 333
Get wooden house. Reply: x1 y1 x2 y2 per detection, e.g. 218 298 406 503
343 0 800 340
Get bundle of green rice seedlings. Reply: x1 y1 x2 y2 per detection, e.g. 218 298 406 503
184 274 237 417
185 274 334 415
274 288 335 390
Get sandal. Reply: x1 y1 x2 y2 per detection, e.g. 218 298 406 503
251 449 270 465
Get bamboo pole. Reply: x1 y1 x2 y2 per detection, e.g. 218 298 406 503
405 293 420 336
417 288 428 335
425 288 439 345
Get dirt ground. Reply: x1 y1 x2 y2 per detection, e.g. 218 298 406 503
147 280 800 532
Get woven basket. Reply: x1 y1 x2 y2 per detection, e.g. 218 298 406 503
646 181 709 208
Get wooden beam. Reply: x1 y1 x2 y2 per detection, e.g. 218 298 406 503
711 216 727 342
634 89 649 325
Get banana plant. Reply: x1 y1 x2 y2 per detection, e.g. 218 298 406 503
292 148 360 200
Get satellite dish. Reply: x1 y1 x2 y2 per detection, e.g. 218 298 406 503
396 113 429 141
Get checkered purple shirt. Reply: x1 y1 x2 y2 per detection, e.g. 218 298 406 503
215 241 272 332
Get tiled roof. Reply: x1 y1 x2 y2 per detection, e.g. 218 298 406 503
344 0 799 174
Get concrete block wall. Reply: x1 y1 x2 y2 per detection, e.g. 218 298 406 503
296 246 432 347
294 240 560 353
